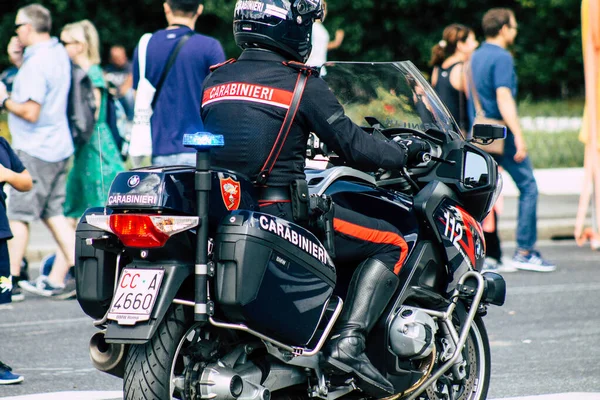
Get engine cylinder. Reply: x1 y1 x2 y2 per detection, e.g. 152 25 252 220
389 306 437 360
200 364 244 399
199 362 271 400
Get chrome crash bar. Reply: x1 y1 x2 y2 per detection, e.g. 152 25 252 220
404 271 485 400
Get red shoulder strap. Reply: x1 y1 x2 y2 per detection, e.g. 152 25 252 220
256 71 310 186
209 58 237 72
283 61 320 77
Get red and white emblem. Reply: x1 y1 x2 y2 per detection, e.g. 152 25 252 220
220 177 241 211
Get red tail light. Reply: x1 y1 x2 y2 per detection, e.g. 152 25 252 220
109 215 169 248
86 214 199 248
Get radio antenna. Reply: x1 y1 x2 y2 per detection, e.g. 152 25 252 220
96 125 107 215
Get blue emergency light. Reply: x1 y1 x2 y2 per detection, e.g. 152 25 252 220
183 132 225 149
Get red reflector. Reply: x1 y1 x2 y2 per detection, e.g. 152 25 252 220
109 214 169 248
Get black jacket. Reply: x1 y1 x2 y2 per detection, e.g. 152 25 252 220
201 49 408 187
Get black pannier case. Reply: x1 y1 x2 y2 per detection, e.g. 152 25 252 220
74 208 119 320
214 210 336 346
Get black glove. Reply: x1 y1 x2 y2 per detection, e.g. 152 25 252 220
395 137 430 166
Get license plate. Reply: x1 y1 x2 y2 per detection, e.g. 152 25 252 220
107 268 165 325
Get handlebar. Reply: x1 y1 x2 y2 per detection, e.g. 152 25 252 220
306 130 445 171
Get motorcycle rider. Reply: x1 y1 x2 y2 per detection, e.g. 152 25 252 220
201 0 429 396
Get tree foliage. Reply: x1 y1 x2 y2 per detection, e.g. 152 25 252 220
0 0 583 100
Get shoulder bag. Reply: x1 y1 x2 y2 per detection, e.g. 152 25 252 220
465 62 505 155
129 31 194 158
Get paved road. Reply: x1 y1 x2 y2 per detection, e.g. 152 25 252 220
2 240 599 399
484 240 600 398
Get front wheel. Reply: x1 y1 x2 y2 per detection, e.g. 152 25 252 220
424 316 491 400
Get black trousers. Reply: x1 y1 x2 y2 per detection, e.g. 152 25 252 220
0 240 11 304
483 209 503 261
260 202 408 276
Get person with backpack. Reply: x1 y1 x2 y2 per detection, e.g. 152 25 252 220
19 19 126 298
0 4 76 300
131 0 225 166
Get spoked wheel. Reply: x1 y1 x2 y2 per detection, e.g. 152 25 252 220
423 316 490 400
123 304 192 400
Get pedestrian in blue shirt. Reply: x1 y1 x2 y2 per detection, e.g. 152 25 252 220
469 8 556 272
0 136 32 385
0 4 77 299
132 0 226 166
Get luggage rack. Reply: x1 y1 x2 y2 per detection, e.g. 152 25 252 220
209 296 343 357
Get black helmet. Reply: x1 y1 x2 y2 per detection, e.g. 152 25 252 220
233 0 323 63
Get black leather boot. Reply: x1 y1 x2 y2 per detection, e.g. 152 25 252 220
323 258 399 397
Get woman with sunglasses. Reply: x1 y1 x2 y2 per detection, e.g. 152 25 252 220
59 19 125 218
22 20 126 296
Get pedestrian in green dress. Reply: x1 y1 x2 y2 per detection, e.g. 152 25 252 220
62 20 125 220
33 20 126 291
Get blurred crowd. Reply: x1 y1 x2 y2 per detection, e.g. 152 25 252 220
0 0 347 310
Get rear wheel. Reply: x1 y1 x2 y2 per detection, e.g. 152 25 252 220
123 304 191 400
423 316 490 400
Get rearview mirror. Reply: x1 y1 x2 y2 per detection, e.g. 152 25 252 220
463 150 489 189
472 124 506 141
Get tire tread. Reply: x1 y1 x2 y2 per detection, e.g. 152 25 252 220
123 305 190 400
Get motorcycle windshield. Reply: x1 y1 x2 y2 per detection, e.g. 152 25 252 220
322 61 464 139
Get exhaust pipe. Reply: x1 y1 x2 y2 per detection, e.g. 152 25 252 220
89 330 128 378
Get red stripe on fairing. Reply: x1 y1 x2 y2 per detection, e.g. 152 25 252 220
202 83 293 109
333 218 408 275
455 206 484 267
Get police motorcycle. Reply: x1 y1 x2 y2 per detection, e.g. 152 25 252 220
75 61 506 400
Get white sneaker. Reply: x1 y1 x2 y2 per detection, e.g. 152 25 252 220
512 250 556 272
482 257 517 273
19 276 76 299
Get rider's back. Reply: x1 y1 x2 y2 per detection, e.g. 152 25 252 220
202 49 410 188
201 49 310 187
